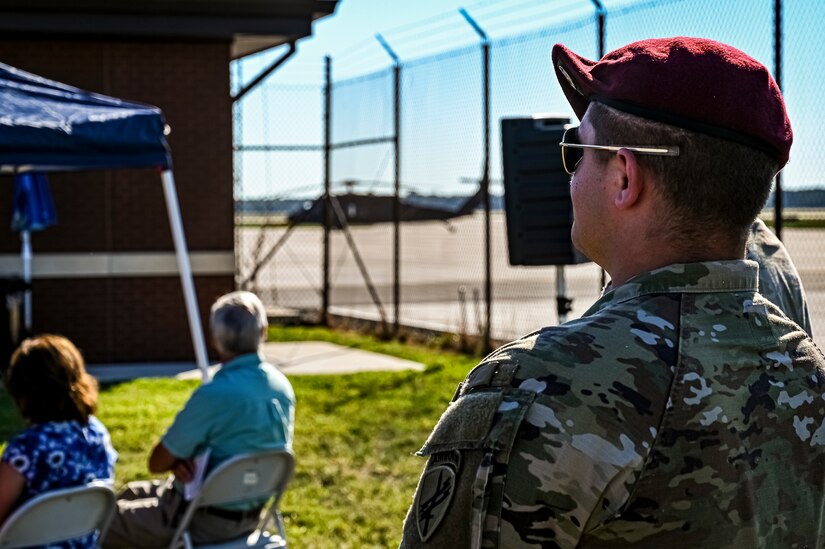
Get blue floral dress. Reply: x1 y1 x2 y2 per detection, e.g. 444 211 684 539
1 416 118 549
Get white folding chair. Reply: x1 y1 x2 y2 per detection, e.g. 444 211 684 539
169 449 295 549
0 481 116 549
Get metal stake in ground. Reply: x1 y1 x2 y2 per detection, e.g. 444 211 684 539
556 266 573 324
329 194 389 332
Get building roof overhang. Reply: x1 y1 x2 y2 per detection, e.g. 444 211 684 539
0 0 339 59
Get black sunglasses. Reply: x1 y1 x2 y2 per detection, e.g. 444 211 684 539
559 127 680 175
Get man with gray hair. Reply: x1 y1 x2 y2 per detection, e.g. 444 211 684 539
104 291 295 548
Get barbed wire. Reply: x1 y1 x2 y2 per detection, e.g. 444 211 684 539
609 0 690 18
475 0 580 24
247 1 692 86
333 0 581 64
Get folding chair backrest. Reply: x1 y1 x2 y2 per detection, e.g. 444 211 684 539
197 450 294 508
168 450 295 548
0 482 116 549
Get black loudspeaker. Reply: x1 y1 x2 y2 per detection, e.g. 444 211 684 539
501 115 590 266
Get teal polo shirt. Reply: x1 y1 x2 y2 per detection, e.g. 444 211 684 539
162 352 295 508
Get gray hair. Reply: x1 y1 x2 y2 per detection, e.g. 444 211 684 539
210 291 268 355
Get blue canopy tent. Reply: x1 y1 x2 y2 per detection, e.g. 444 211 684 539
0 62 209 380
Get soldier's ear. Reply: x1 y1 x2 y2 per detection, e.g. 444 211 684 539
613 148 644 211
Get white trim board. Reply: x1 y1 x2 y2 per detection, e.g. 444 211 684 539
0 251 234 278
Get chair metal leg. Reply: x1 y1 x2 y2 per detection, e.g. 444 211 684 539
274 511 287 543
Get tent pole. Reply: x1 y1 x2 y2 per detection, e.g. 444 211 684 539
21 230 32 333
160 170 210 382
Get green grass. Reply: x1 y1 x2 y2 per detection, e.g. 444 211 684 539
0 390 23 444
0 326 479 548
761 217 825 229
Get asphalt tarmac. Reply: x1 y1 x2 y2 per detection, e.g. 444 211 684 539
239 212 825 340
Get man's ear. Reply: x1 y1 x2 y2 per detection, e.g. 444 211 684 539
613 148 644 210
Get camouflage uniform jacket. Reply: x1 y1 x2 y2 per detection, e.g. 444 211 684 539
747 218 812 336
401 260 825 549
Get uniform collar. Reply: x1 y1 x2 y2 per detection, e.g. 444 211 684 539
585 260 759 316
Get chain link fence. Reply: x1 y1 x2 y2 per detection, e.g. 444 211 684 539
234 81 325 316
235 0 825 342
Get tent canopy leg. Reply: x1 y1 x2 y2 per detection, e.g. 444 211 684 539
160 170 210 382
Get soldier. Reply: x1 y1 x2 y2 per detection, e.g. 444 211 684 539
747 217 812 336
401 37 825 548
600 218 812 337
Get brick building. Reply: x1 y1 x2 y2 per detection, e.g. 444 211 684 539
0 1 337 363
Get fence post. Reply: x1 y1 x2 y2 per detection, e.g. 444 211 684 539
482 40 491 354
459 8 492 354
591 0 606 57
591 0 607 290
233 61 244 288
773 0 784 240
322 55 332 325
377 34 402 336
393 62 401 335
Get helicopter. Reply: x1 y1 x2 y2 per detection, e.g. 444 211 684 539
287 179 486 228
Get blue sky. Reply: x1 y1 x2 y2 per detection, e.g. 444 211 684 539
233 0 825 199
238 0 598 84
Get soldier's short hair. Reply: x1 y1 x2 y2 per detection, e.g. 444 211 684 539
588 101 779 245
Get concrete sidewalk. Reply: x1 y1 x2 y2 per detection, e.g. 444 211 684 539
87 341 425 383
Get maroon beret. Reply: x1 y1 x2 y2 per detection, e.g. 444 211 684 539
552 37 792 165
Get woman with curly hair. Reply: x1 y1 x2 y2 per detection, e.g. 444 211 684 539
0 334 118 546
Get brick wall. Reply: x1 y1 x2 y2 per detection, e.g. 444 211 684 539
32 276 233 363
0 39 235 362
